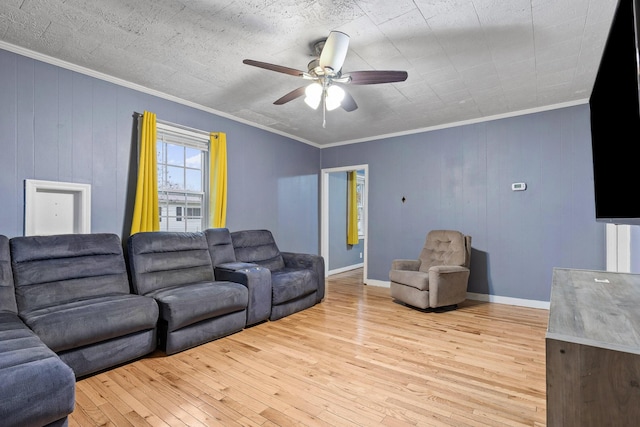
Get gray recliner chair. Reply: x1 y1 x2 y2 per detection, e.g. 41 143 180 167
127 231 249 355
389 229 471 310
10 233 159 378
229 229 325 321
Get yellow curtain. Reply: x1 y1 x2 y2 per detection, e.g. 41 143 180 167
209 132 228 228
347 170 359 245
130 111 159 234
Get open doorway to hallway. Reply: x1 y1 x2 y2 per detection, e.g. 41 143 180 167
321 165 368 284
327 267 365 287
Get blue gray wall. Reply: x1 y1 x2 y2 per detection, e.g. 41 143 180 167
0 49 320 254
1 47 628 302
328 171 364 271
321 105 606 302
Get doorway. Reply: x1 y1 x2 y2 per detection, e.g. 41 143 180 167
321 164 368 284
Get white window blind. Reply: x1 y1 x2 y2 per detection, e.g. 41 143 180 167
156 122 209 151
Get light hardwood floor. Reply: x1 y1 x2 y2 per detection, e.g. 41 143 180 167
70 269 549 427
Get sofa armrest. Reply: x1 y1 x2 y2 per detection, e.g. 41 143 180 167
391 259 420 271
216 262 259 271
430 265 469 274
214 263 272 326
428 265 470 308
281 252 325 302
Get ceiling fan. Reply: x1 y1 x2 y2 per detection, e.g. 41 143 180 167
243 31 408 127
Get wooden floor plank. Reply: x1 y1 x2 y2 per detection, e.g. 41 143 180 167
70 268 548 426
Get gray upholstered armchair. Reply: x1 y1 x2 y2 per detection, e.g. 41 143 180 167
389 229 471 310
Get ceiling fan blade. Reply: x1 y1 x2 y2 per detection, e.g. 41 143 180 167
319 31 350 72
243 59 305 77
347 70 408 85
273 86 307 105
341 90 358 112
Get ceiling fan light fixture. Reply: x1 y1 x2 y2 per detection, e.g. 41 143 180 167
304 83 322 109
325 85 345 111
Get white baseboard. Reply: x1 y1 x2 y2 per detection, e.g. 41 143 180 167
327 263 364 276
365 279 390 288
363 280 550 309
466 292 550 310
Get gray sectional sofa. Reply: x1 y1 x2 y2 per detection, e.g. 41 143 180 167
0 228 324 426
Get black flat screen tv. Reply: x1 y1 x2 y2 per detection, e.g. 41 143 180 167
590 0 640 225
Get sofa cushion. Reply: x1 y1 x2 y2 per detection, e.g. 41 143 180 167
148 281 248 332
231 230 286 271
10 233 131 312
0 312 75 426
128 231 216 295
271 268 318 305
20 294 159 353
0 235 17 313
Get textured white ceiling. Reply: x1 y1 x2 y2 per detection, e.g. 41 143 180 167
0 0 619 146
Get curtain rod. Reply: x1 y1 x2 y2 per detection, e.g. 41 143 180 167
133 111 212 137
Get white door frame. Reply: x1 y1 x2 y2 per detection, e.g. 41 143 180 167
606 223 631 272
321 164 369 282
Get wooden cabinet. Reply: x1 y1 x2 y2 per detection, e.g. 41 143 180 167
546 268 640 426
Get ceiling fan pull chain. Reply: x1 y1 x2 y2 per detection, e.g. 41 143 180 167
322 94 327 128
322 79 328 128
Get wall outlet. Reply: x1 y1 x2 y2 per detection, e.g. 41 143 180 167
359 252 363 259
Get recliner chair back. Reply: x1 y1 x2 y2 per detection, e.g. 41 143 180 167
418 230 471 272
230 229 285 271
10 233 131 312
128 231 215 295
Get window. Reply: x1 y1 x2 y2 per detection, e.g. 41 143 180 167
156 123 209 232
186 207 201 217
